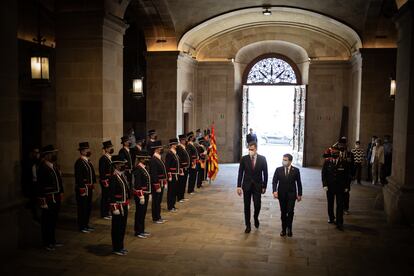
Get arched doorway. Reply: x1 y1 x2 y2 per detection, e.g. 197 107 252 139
242 54 307 166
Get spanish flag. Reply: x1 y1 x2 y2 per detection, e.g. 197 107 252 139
208 124 219 181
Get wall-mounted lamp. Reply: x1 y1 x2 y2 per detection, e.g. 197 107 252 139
390 78 396 100
132 77 144 98
262 8 272 16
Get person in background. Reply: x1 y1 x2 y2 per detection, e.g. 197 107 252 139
99 140 114 220
195 129 203 142
351 141 365 185
383 135 393 183
23 147 41 221
37 145 64 251
246 128 258 147
322 148 351 231
74 142 97 233
128 128 137 149
150 140 168 224
371 138 385 185
366 136 377 182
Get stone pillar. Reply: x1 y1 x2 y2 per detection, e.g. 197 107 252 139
348 52 362 145
0 0 22 252
383 1 414 224
146 51 180 142
55 12 126 180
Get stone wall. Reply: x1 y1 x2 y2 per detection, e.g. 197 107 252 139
359 48 396 148
196 62 238 163
146 51 180 142
306 61 351 166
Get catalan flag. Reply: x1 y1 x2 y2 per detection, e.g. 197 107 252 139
208 124 219 181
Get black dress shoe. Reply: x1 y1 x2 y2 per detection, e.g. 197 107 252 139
280 230 286 237
245 226 251 233
254 219 260 229
328 219 336 224
287 229 293 237
336 225 344 231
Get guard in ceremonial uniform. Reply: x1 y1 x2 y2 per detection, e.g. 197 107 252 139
195 137 207 188
165 138 180 211
132 150 152 238
37 145 64 251
186 132 199 194
119 136 133 186
150 140 168 224
108 155 130 256
74 142 97 233
322 147 352 231
99 140 114 219
337 137 353 215
176 134 190 202
146 129 157 155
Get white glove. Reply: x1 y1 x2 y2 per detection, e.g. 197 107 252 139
156 188 162 193
113 209 121 215
40 203 48 209
323 186 328 191
164 185 168 191
139 196 145 205
345 189 349 193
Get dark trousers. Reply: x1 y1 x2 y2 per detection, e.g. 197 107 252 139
196 163 205 188
344 191 350 211
151 188 164 221
100 185 110 217
188 167 197 193
278 192 297 231
76 190 93 230
111 205 128 252
41 198 61 246
243 187 261 226
327 190 345 226
167 176 178 210
353 163 362 183
367 163 372 181
177 169 188 201
134 194 149 234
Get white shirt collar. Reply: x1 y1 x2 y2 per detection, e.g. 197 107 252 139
81 155 89 161
170 147 177 154
45 160 54 169
105 153 112 160
123 146 130 152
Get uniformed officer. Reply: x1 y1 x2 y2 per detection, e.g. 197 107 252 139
119 136 133 186
132 150 152 238
337 137 353 215
108 155 130 256
146 129 157 155
165 138 180 212
176 134 190 202
37 145 64 251
74 142 97 233
195 137 207 188
99 140 114 220
186 132 199 194
322 147 352 231
150 140 168 224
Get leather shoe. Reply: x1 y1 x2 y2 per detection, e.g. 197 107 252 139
280 230 286 237
254 219 260 229
245 226 251 233
287 229 293 237
336 225 344 231
328 219 336 224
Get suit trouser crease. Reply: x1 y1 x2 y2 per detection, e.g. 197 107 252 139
278 193 296 231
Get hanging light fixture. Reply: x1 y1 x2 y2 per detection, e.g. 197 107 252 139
262 7 272 16
31 0 50 84
132 77 144 98
390 78 396 100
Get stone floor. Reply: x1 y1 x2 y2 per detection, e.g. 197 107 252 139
2 164 414 276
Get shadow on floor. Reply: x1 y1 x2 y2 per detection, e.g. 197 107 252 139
344 224 379 236
85 244 113 256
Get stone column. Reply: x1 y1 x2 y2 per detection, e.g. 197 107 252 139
383 1 414 224
146 51 180 142
0 0 21 252
55 11 126 187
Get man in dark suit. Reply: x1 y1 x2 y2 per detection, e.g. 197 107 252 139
272 153 302 237
246 128 258 146
237 142 268 233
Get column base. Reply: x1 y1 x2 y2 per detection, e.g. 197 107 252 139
383 176 414 225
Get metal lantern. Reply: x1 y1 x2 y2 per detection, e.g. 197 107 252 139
390 79 396 99
132 77 144 98
31 55 49 80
